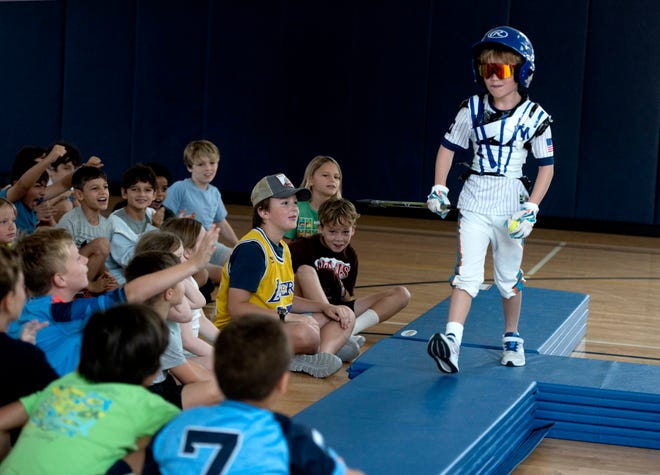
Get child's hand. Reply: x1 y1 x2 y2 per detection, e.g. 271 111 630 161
35 200 56 223
427 184 451 219
322 304 354 330
84 156 104 168
43 144 67 164
152 206 165 228
20 320 49 345
507 202 539 239
177 208 196 220
189 224 219 269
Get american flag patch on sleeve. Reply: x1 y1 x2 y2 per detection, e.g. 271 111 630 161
546 138 554 154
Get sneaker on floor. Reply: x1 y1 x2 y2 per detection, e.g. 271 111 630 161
501 333 525 367
337 338 361 362
289 352 343 378
427 333 460 373
350 335 366 348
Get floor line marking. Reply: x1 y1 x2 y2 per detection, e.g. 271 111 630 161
527 242 566 276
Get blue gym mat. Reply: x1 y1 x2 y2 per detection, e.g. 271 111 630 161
294 288 660 474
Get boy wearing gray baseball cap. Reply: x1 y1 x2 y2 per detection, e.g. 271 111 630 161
214 174 358 378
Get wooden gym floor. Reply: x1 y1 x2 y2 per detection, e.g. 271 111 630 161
224 204 659 474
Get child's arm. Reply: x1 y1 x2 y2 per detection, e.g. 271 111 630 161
227 287 279 319
4 145 66 203
180 320 214 357
292 295 353 330
0 401 29 455
43 156 104 201
168 299 193 323
528 164 554 206
216 219 239 246
198 315 219 343
168 359 214 385
124 225 219 303
183 277 206 310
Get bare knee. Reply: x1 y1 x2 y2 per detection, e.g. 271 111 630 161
393 286 411 306
285 320 320 354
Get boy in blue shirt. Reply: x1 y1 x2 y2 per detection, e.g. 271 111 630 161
164 140 238 267
144 314 363 475
7 225 219 376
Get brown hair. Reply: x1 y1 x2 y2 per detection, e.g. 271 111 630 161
478 48 523 66
135 230 182 255
214 314 292 400
0 246 22 301
318 198 360 228
161 218 204 251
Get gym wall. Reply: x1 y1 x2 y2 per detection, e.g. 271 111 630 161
1 0 658 230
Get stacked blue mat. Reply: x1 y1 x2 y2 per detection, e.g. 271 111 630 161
294 288 660 474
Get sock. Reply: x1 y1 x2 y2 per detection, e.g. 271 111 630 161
352 309 379 335
445 322 464 346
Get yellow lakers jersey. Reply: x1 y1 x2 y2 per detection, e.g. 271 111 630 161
214 227 295 329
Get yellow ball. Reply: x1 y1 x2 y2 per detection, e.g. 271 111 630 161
508 220 519 233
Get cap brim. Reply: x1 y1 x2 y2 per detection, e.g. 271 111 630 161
272 187 311 202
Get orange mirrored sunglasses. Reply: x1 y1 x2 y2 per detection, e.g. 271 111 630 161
477 63 516 80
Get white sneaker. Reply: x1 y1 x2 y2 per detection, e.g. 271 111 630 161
501 333 525 367
289 352 343 378
427 333 460 373
350 335 366 348
337 338 361 362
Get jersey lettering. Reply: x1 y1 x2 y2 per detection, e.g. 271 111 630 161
266 278 295 303
180 427 241 475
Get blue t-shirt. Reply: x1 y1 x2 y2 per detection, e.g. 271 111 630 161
7 288 127 376
163 178 228 229
0 188 38 234
144 400 345 475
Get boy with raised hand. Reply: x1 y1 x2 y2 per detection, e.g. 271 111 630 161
6 225 219 376
144 314 364 475
56 166 117 293
214 173 356 378
0 145 66 233
0 303 180 475
290 198 411 352
163 139 238 266
426 26 554 373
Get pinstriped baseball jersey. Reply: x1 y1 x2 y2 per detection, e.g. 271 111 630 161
214 227 295 329
442 94 553 215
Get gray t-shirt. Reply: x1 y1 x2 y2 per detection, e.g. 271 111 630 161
57 206 113 248
152 321 186 384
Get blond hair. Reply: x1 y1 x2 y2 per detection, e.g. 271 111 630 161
16 228 73 296
0 197 17 217
301 155 343 199
183 140 220 168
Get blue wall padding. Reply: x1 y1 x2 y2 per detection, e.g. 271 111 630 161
0 1 63 165
60 0 136 178
0 0 658 225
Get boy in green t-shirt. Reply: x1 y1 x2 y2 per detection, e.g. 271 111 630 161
0 303 180 475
